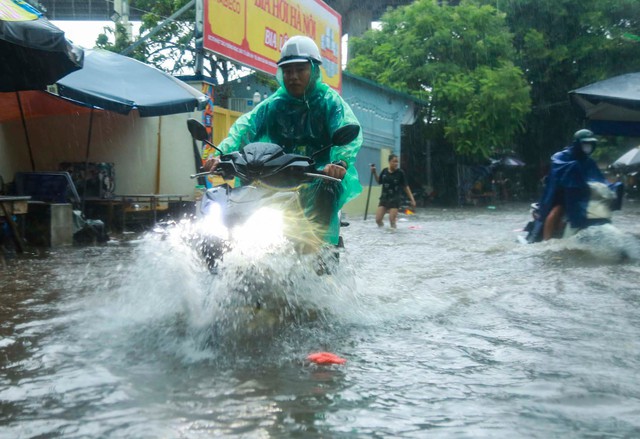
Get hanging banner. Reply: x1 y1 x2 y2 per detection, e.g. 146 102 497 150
200 81 219 188
203 0 342 92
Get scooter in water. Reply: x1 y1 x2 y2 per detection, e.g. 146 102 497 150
518 180 624 244
186 118 360 272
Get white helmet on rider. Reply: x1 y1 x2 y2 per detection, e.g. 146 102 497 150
277 36 322 66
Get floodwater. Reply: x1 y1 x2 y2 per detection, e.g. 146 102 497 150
2 201 640 438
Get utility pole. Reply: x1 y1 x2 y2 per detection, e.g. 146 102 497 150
120 0 195 56
113 0 133 41
195 0 204 76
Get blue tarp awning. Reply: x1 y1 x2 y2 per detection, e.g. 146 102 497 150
569 73 640 137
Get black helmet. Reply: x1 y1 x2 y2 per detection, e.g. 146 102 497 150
573 129 597 143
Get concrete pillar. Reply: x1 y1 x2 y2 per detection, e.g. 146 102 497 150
343 8 373 38
343 8 373 63
113 0 133 41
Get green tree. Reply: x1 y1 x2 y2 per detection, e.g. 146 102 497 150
127 0 197 74
95 0 278 98
96 22 134 54
95 0 195 70
480 0 640 182
348 0 531 159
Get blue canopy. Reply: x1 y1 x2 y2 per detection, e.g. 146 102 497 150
56 49 206 117
569 73 640 137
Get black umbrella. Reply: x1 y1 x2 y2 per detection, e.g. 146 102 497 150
1 0 84 172
0 0 83 92
56 49 207 116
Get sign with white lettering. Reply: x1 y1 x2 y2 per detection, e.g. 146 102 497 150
203 0 342 92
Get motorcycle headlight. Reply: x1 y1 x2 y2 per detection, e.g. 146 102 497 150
233 207 285 252
196 202 229 240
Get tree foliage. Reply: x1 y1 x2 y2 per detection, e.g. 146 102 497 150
96 22 134 55
94 0 277 94
90 0 640 178
348 0 531 159
478 0 640 171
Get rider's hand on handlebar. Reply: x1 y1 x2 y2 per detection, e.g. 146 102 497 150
323 163 347 180
203 156 220 172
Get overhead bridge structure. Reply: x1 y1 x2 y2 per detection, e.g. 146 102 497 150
36 0 413 37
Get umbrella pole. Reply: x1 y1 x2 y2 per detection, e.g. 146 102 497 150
16 92 35 171
81 108 95 215
364 168 374 220
155 117 162 194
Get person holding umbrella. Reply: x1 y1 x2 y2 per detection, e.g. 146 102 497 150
370 154 416 228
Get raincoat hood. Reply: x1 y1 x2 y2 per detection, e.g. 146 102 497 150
275 60 323 102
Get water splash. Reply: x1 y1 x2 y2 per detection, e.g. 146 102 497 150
72 221 365 365
564 224 640 262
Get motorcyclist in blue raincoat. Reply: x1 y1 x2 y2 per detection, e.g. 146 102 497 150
529 129 606 242
204 35 362 245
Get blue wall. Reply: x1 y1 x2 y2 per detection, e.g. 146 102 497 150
342 72 416 184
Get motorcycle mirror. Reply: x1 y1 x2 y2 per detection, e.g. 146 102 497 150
331 124 360 147
187 118 225 156
187 118 209 141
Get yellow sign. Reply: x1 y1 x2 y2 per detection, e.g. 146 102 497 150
203 0 342 92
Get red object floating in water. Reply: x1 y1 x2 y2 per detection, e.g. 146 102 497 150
307 352 346 365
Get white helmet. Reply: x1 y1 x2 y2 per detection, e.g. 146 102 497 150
277 36 322 66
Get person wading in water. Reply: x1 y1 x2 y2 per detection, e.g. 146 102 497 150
370 154 416 228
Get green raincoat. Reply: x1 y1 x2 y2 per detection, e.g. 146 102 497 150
217 63 363 245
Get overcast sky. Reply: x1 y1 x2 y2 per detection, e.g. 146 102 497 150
54 20 350 68
53 20 141 49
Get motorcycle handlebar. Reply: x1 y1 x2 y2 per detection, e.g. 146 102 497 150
190 171 219 179
191 160 335 183
191 168 337 183
303 172 341 183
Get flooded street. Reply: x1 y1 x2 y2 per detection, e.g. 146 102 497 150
2 201 640 438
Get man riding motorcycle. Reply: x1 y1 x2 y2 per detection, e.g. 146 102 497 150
204 35 362 245
528 129 610 243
